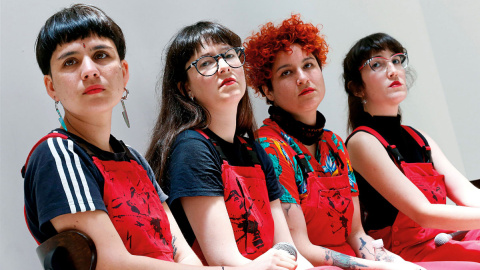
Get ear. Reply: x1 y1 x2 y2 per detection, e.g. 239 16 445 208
177 81 193 98
348 81 364 98
121 60 130 87
44 75 56 101
261 85 274 102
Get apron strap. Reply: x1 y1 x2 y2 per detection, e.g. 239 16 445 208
348 126 405 167
401 125 433 164
21 131 68 177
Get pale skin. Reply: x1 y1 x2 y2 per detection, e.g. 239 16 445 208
347 49 480 231
179 42 307 269
45 35 296 270
260 44 424 270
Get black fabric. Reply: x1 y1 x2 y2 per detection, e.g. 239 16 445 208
268 105 326 146
353 111 424 231
163 129 283 246
23 129 167 244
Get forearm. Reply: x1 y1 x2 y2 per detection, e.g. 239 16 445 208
413 203 480 230
347 232 376 261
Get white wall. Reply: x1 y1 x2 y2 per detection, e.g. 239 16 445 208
2 0 479 268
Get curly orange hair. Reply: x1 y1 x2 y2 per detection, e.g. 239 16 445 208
244 14 329 101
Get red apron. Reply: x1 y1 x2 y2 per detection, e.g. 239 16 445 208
22 131 174 261
193 130 275 262
353 126 480 262
258 124 356 256
94 157 174 261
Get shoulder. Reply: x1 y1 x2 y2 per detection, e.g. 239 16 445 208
172 130 215 151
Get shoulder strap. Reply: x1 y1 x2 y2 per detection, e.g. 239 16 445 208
195 129 228 161
237 137 261 165
349 126 405 166
21 132 68 177
401 125 432 163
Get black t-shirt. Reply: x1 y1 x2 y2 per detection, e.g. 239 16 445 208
349 112 424 231
163 129 283 245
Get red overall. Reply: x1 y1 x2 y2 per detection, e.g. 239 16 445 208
23 132 174 261
352 125 480 262
192 130 275 263
258 123 357 256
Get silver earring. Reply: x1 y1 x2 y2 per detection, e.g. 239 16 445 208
55 101 68 131
121 88 130 128
188 92 194 101
362 99 367 104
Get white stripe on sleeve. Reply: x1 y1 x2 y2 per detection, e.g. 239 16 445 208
68 140 96 211
56 138 86 212
47 138 77 213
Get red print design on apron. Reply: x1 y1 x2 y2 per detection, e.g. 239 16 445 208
297 135 356 256
194 130 274 261
352 126 453 260
93 156 174 261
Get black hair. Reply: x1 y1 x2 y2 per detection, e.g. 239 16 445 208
343 32 415 132
35 3 126 75
145 21 255 186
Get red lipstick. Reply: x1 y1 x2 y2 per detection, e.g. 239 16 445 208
389 81 402 87
84 84 105 95
221 77 236 87
299 87 315 96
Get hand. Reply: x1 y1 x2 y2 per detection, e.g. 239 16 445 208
245 248 297 270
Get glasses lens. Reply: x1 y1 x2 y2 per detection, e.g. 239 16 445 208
369 58 387 72
224 47 245 68
196 56 217 76
391 54 408 69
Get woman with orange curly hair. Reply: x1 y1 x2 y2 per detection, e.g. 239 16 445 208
244 15 430 270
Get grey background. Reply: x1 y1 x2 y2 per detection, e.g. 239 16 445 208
2 0 479 268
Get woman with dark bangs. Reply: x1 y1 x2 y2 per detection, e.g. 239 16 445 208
243 15 475 270
23 4 307 270
344 33 480 263
145 21 332 270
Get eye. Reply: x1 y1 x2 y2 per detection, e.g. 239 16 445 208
94 52 108 60
370 60 382 68
304 62 314 69
280 70 292 77
63 58 77 67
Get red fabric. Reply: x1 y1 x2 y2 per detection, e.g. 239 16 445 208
194 130 275 261
257 121 357 256
94 157 174 261
355 126 480 262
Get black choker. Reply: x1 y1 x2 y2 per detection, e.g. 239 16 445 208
268 106 325 145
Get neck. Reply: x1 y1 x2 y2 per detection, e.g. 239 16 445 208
364 103 399 117
63 111 113 152
290 109 317 126
208 106 238 143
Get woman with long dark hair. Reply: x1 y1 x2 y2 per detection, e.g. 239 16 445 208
344 32 480 263
146 21 320 270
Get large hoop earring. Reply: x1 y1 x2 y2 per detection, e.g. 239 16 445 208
55 101 68 131
121 88 130 128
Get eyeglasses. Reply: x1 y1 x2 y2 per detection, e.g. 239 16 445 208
359 53 408 72
186 47 246 77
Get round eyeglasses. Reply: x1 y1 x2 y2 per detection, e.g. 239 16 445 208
359 53 408 72
186 47 246 77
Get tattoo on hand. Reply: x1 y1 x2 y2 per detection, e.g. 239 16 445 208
323 247 368 269
358 237 374 258
172 235 178 258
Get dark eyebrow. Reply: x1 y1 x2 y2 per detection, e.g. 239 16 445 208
275 56 316 73
92 44 115 51
56 45 115 61
57 51 78 61
199 46 232 58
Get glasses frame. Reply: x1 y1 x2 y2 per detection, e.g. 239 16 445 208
359 52 409 72
185 47 246 77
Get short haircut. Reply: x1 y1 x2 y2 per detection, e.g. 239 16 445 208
35 4 126 75
244 14 329 103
